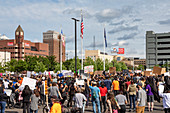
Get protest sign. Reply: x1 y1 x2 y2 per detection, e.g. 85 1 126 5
22 77 36 90
84 65 94 73
27 71 31 78
4 89 12 96
144 71 153 76
76 78 84 85
109 67 116 74
94 71 103 75
153 66 166 75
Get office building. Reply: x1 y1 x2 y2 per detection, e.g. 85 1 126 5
0 25 49 60
43 30 65 62
0 51 11 65
146 31 170 68
85 50 113 62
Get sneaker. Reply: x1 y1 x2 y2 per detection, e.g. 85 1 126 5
129 109 132 112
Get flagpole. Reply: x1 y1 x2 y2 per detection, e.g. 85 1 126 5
103 28 105 71
60 26 62 73
81 10 83 71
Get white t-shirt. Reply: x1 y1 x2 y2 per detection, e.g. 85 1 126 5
159 92 170 108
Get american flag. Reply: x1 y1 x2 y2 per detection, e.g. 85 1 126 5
81 14 84 39
104 28 107 47
61 29 65 47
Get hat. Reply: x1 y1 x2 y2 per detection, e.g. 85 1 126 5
138 82 142 87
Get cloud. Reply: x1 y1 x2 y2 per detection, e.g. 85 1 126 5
86 41 112 48
158 19 170 25
95 7 132 23
108 25 138 34
112 41 129 46
133 19 142 22
117 33 137 40
33 39 41 42
109 20 125 26
65 35 74 43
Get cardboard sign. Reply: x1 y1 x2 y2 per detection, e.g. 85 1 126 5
84 65 94 73
153 66 166 75
94 71 103 75
109 67 116 74
22 77 36 90
144 71 153 76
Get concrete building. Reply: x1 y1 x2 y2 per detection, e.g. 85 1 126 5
0 25 49 60
0 51 11 65
146 31 170 68
43 30 65 62
134 58 146 67
113 55 125 61
85 50 113 62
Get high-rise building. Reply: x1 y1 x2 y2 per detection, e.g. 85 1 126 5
0 25 49 60
146 31 170 68
43 30 65 62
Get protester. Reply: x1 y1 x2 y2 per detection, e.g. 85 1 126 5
87 78 101 113
39 81 45 105
104 76 112 92
83 79 90 107
127 80 137 112
159 88 170 113
107 92 120 113
99 82 107 113
112 76 120 96
145 79 154 112
115 91 127 113
73 88 87 113
59 83 67 104
136 82 147 113
22 85 32 113
50 96 61 113
30 89 40 113
0 82 8 113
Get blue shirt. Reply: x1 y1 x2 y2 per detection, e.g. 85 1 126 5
89 86 100 99
104 79 112 90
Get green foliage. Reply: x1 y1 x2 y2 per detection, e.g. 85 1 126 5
6 59 18 72
54 63 67 73
69 57 81 72
63 59 73 70
15 60 28 73
0 63 5 73
112 60 127 71
46 56 57 71
84 57 94 66
95 58 103 71
34 61 47 73
137 64 145 71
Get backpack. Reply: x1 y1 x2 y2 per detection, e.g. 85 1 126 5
92 90 97 100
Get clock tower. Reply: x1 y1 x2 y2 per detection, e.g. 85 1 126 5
15 25 24 60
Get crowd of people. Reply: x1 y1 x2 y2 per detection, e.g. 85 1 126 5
0 72 170 113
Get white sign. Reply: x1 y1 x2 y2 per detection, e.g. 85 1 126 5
22 77 36 90
76 78 84 85
84 65 94 73
27 71 31 78
4 89 12 96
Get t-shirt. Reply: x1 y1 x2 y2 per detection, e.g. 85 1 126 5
146 84 153 95
112 80 119 90
73 93 86 108
125 81 131 88
104 79 112 90
48 86 59 97
89 86 100 99
30 94 39 110
50 103 61 113
137 89 146 106
99 87 107 97
115 94 127 105
159 92 170 108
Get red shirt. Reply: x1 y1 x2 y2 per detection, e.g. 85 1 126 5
126 81 131 88
99 87 107 96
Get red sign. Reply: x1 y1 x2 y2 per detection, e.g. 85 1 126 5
25 43 29 47
7 42 13 46
117 48 124 54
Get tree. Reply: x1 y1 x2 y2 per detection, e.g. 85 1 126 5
46 55 57 71
0 63 5 73
34 61 47 73
15 60 28 73
95 58 103 71
63 58 74 70
105 59 113 71
69 57 81 72
6 59 18 72
137 64 145 71
25 56 38 71
54 63 67 73
84 57 94 66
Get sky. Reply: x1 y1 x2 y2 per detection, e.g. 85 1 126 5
1 0 170 59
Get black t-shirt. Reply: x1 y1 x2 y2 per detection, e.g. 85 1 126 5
59 87 67 97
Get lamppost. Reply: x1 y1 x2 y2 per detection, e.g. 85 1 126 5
71 18 79 75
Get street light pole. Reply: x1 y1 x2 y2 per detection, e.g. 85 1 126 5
72 18 79 75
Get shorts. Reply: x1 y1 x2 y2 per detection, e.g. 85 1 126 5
147 95 154 102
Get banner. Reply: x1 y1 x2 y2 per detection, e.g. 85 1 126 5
117 48 124 54
25 43 29 47
7 42 13 46
84 65 94 73
76 78 84 85
4 89 12 96
111 47 118 53
22 77 36 90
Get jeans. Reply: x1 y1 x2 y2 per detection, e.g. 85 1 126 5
40 94 45 105
85 94 89 106
92 97 101 113
100 96 106 112
0 101 6 113
129 95 136 110
30 109 38 113
82 101 86 113
23 102 30 113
